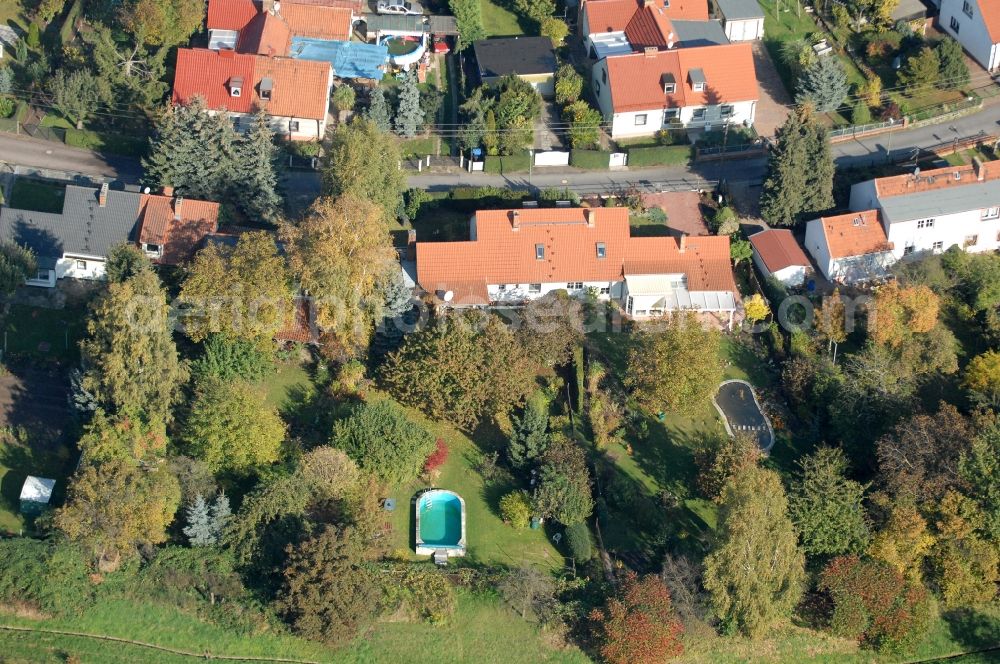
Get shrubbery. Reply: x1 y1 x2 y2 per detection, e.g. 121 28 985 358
500 490 533 528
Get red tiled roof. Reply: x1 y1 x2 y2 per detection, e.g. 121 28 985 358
873 161 1000 198
208 0 260 31
816 210 891 260
749 228 810 273
238 11 292 55
172 48 331 120
624 5 674 48
977 0 1000 42
138 195 220 266
605 42 757 113
584 0 707 33
415 207 735 302
275 297 318 343
284 4 353 40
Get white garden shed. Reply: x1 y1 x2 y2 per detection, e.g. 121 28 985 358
716 0 765 41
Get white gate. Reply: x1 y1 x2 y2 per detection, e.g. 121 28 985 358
610 152 628 168
533 151 571 167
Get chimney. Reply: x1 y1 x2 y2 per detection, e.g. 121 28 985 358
973 156 986 181
643 0 655 6
678 233 687 253
173 196 183 221
644 46 657 58
585 208 596 227
162 185 174 197
511 210 520 231
98 182 109 208
406 229 417 260
262 0 276 14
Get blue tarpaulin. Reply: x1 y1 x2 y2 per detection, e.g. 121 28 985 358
289 38 388 80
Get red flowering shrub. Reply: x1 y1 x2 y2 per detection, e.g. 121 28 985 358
589 572 684 664
424 438 449 473
819 555 931 654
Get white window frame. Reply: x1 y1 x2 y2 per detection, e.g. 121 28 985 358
566 282 584 290
932 241 944 251
528 283 542 293
692 107 706 120
599 286 610 295
663 108 679 122
635 114 648 126
916 218 935 229
535 244 545 260
596 242 606 259
720 104 734 118
965 234 979 247
963 0 973 17
981 207 999 220
692 82 705 92
950 16 961 32
289 120 300 132
75 259 87 270
663 83 675 94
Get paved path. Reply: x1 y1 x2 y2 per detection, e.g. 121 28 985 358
751 42 793 138
0 133 142 182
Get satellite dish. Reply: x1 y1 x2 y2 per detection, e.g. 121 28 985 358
913 166 921 178
143 186 151 194
443 291 454 302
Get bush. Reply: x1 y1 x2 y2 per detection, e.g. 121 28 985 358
332 399 436 485
424 438 449 473
852 100 872 125
332 85 357 113
626 145 691 167
645 207 667 224
499 490 533 528
0 539 93 615
0 97 13 118
565 521 593 562
191 335 276 383
712 206 739 236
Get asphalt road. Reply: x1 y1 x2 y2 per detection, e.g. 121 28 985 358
0 132 143 182
4 100 1000 193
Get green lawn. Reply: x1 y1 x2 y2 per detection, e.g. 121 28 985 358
264 360 313 410
0 587 588 663
2 304 87 365
7 179 65 214
384 402 566 569
481 0 526 37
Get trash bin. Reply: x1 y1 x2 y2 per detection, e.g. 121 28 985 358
530 516 541 529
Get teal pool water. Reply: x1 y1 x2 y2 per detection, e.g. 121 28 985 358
418 491 462 547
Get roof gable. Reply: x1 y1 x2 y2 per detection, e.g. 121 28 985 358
138 195 221 266
816 210 891 259
749 228 810 272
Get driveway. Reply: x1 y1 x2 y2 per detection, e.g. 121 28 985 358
751 42 793 139
535 99 564 150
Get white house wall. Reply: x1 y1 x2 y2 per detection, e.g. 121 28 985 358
804 218 835 280
848 180 880 213
885 209 1000 259
607 100 756 139
55 254 106 281
773 265 807 287
487 281 620 304
940 0 1000 70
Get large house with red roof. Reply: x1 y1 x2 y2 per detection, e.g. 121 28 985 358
0 184 220 287
940 0 1000 70
804 211 895 285
592 43 758 138
415 207 739 324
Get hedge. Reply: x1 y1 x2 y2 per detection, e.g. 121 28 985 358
626 145 692 167
484 152 531 174
570 149 611 170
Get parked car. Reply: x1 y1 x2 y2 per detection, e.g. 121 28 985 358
432 35 450 54
376 0 422 15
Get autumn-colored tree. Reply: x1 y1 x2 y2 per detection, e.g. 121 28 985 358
516 291 584 368
870 282 939 348
961 415 1000 541
590 572 684 664
276 525 378 644
331 399 435 485
55 459 180 570
743 294 770 324
322 117 406 225
381 311 535 428
819 555 931 654
533 437 594 525
77 409 168 465
424 438 449 473
300 446 361 502
703 466 805 637
815 289 847 361
119 0 205 47
281 195 396 357
867 496 935 580
80 269 188 422
182 378 286 473
180 231 292 343
962 350 1000 408
876 402 971 502
626 313 724 416
928 491 999 607
694 431 761 501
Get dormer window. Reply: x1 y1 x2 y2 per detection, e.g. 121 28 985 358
260 77 274 101
661 72 676 94
229 76 243 98
535 244 545 260
689 68 706 92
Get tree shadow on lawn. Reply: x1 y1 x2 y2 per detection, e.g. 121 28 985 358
943 607 1000 654
629 415 703 498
